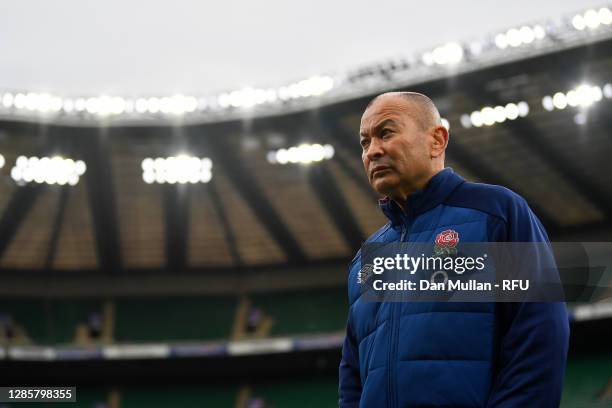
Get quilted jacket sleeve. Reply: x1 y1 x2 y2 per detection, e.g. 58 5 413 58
486 197 570 407
339 312 362 407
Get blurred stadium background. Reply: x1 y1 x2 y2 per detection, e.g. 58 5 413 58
0 2 612 407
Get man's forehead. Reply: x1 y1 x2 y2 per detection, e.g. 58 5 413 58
360 96 414 130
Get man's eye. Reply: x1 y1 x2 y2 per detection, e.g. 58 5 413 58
381 129 392 137
360 139 370 148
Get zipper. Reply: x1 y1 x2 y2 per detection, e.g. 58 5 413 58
400 227 407 242
388 211 413 408
387 300 398 408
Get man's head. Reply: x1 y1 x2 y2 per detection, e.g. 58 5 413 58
359 91 449 203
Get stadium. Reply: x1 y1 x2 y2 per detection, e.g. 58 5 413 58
0 1 611 407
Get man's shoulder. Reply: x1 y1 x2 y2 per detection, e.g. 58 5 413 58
445 179 529 224
365 222 394 243
348 222 393 269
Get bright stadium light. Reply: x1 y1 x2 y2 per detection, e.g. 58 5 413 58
553 92 568 110
229 88 259 108
10 155 86 186
469 111 483 128
153 95 198 115
572 14 586 30
218 76 334 109
422 52 435 66
462 101 529 128
74 98 86 112
460 114 472 128
124 99 135 113
62 99 75 113
91 96 125 116
2 93 14 108
85 97 99 114
424 42 464 66
268 144 334 165
517 101 529 117
184 96 197 113
0 154 5 169
542 96 554 111
585 9 600 28
50 96 62 113
141 155 213 184
217 93 231 108
135 98 148 113
197 97 208 111
494 25 546 50
506 28 522 47
494 33 508 49
2 5 610 124
600 7 612 24
146 98 161 114
266 151 277 164
284 76 334 100
14 93 26 109
481 107 496 126
544 84 606 111
572 7 611 30
533 25 546 39
519 26 535 44
505 103 520 120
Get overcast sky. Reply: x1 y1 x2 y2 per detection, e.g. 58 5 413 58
0 0 604 96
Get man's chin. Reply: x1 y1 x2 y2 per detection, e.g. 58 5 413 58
371 179 396 197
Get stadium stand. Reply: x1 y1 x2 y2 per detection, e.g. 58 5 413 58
0 4 610 407
0 289 349 345
4 356 610 408
113 296 237 342
249 288 347 336
561 355 612 408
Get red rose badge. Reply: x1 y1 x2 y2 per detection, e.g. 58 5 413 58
434 229 459 256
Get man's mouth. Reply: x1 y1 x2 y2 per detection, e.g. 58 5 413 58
371 165 391 178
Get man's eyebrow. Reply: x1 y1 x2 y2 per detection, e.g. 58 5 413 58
361 118 399 136
375 119 399 130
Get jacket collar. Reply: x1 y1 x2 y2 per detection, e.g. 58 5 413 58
379 168 465 226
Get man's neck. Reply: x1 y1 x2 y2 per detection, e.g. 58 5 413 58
390 168 444 212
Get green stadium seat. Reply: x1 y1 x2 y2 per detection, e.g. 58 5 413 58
0 298 102 345
114 296 236 342
254 378 338 407
562 355 612 408
120 385 238 408
251 288 347 336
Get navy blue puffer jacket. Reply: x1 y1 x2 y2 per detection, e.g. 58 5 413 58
339 168 569 408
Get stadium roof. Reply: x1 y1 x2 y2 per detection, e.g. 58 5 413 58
0 32 611 276
0 0 604 95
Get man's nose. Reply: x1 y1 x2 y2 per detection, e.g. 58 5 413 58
366 138 384 161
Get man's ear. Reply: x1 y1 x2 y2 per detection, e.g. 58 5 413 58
430 125 449 158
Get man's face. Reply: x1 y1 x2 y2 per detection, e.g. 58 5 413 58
359 96 432 200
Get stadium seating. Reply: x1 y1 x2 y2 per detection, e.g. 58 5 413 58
114 296 237 342
119 386 239 408
251 379 338 408
250 288 347 336
0 298 103 345
2 357 610 407
561 355 612 408
0 289 351 345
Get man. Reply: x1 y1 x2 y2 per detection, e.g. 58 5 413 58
338 92 569 407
